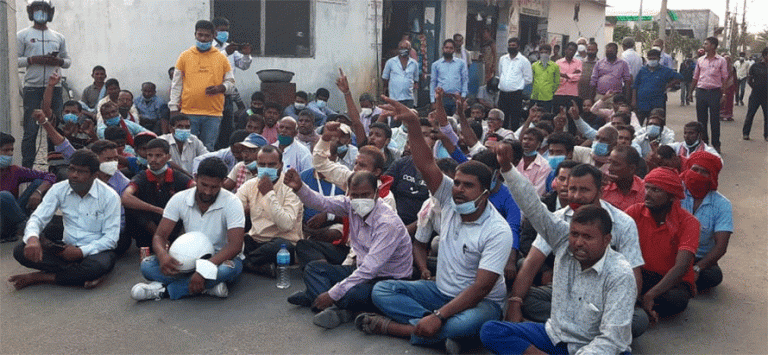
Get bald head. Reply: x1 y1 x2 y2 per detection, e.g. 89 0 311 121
597 126 619 146
278 117 298 138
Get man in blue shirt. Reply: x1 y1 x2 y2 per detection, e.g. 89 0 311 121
680 151 732 291
134 82 169 134
632 49 682 125
430 39 468 116
307 88 338 126
382 40 419 108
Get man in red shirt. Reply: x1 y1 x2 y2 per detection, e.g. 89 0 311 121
625 167 700 322
603 145 645 211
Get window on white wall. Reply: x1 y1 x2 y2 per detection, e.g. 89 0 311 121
213 0 313 58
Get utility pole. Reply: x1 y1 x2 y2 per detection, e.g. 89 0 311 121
637 0 643 32
741 0 747 52
724 0 731 50
659 0 668 41
1 0 23 164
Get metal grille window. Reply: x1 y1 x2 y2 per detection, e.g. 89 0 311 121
213 0 313 58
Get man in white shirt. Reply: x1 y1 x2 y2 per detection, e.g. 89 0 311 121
274 117 312 173
453 33 471 67
160 115 209 174
621 37 643 80
10 150 121 290
734 52 752 106
498 37 533 131
131 157 245 300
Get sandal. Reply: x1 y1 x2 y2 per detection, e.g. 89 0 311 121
354 313 391 335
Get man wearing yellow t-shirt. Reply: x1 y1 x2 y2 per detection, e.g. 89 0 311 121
169 20 235 151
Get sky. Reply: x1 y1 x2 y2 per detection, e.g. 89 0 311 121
606 0 768 33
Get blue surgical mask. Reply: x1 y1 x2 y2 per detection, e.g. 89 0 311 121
105 116 121 126
136 156 147 166
246 160 259 171
62 113 79 124
648 60 660 68
436 145 451 159
33 10 47 23
647 125 661 138
150 164 168 176
174 129 191 142
336 144 349 155
685 139 700 150
257 166 279 182
196 40 212 52
216 31 229 44
277 134 294 146
592 141 609 156
547 155 566 170
524 150 537 157
0 155 12 168
453 190 488 215
316 100 327 109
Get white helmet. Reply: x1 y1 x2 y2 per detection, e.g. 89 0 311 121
168 232 215 272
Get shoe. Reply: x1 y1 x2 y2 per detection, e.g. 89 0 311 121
445 338 462 355
131 282 165 301
287 291 312 307
743 135 750 140
203 282 228 298
313 306 352 329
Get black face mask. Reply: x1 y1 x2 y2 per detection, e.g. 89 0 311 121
443 52 453 60
508 48 518 56
251 107 264 115
118 106 130 116
606 53 617 61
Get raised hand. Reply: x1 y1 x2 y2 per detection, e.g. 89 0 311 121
378 95 419 126
495 141 515 173
283 168 303 192
321 121 341 142
336 68 350 94
568 100 579 120
47 72 61 87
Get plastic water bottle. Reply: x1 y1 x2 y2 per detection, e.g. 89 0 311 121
276 244 291 289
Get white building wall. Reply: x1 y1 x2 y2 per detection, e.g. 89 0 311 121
547 0 606 50
14 0 381 112
442 0 467 43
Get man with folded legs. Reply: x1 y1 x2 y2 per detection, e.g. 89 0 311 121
284 169 413 329
130 157 245 300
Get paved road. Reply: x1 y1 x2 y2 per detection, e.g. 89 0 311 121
2 93 766 354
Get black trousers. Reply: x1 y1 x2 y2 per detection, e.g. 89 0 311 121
695 88 722 148
243 236 294 270
499 90 523 131
13 241 116 286
743 91 767 138
295 239 350 268
641 269 692 317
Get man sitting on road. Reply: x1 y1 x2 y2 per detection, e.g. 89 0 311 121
160 114 209 175
122 139 194 251
274 117 312 173
603 145 646 211
9 150 121 290
284 169 413 329
680 152 732 292
625 167 700 321
235 145 303 277
222 133 268 192
668 121 721 161
356 98 513 353
505 163 647 339
131 157 245 300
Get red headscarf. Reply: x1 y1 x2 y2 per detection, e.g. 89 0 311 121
644 167 685 199
684 151 722 190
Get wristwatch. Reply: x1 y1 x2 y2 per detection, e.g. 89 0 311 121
432 310 447 323
693 265 701 273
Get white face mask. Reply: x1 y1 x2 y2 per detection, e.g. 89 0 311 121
350 198 376 217
99 161 119 176
577 44 587 53
360 108 373 117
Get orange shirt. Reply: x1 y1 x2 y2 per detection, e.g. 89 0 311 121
602 175 646 212
175 46 232 116
625 201 700 291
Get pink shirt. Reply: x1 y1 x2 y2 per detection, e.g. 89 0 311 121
693 55 729 89
516 153 552 196
555 57 582 96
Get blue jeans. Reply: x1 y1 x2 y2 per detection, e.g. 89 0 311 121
187 115 222 151
1 179 43 239
480 321 632 355
23 87 62 167
302 261 390 313
140 255 243 300
372 279 502 345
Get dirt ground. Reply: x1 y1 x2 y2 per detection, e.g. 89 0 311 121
1 92 766 354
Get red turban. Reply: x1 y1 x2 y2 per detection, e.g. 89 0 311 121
685 151 722 190
644 167 685 199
